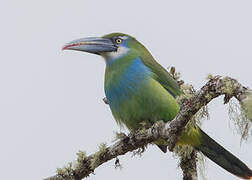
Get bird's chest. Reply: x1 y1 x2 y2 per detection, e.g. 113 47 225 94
104 59 153 128
105 60 150 108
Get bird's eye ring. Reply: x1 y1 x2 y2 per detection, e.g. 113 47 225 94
115 38 123 44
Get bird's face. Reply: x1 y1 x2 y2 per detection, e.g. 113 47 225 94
63 33 141 63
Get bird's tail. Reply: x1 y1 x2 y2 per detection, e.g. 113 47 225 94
178 126 252 179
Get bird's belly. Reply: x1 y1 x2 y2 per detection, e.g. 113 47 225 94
106 78 179 130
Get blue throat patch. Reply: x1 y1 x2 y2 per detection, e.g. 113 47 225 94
105 57 151 108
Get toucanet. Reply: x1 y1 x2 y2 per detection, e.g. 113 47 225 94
63 33 252 179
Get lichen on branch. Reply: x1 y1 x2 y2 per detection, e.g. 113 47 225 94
44 76 251 180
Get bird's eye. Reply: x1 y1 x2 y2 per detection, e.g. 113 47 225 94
115 38 123 44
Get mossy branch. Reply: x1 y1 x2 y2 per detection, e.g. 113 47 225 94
44 76 250 180
179 149 198 180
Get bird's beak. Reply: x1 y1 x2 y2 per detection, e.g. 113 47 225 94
62 37 117 54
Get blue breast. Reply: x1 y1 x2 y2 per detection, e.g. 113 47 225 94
105 57 151 109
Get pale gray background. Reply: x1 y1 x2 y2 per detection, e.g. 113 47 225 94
1 0 252 179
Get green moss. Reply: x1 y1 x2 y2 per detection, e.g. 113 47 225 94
223 78 234 95
138 121 152 134
221 77 240 96
179 83 209 128
206 74 214 80
99 143 107 152
228 99 251 142
76 151 87 163
176 84 195 104
241 90 252 121
90 143 107 169
56 151 88 179
197 152 207 180
56 162 74 179
72 151 88 171
113 132 127 142
196 105 210 125
173 144 193 158
205 94 212 102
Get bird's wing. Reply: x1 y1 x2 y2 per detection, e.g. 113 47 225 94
140 56 182 97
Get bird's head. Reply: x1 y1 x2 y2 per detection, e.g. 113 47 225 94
63 33 148 64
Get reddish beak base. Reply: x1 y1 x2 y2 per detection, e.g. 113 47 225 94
62 43 82 51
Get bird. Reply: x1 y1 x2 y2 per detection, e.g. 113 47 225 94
62 32 252 179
